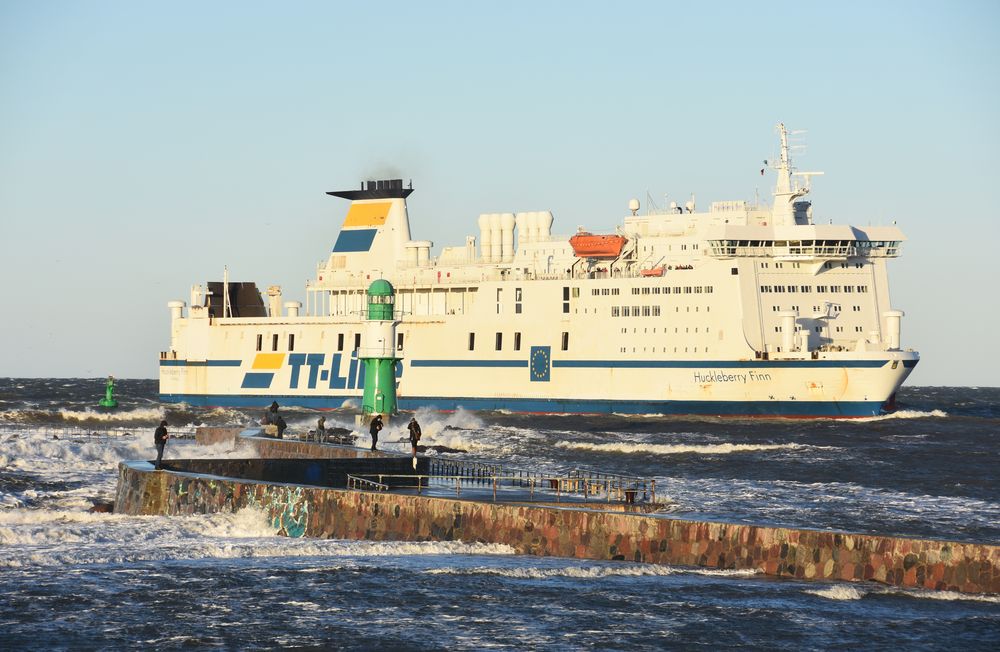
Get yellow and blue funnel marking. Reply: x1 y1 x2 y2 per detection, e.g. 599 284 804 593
331 201 392 253
342 202 391 227
241 353 286 389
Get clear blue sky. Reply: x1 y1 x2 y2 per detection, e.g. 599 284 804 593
1 1 998 385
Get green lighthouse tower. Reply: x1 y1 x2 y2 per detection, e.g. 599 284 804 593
360 279 400 420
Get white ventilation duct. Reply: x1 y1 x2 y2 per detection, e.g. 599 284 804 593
778 311 797 353
404 242 420 268
411 240 433 267
489 213 503 263
515 212 528 248
500 212 515 262
284 301 302 317
884 310 904 350
478 214 492 262
526 211 540 243
167 300 185 321
538 211 554 240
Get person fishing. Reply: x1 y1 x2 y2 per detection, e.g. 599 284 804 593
369 414 383 451
153 420 169 470
407 417 422 457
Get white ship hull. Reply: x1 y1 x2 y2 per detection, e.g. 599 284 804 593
159 126 919 417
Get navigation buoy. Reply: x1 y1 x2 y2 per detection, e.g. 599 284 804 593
99 375 119 409
360 280 400 426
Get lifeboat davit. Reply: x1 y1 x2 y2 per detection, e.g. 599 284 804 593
569 232 627 258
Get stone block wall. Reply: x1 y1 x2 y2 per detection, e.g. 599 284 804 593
242 435 384 460
114 463 1000 594
195 427 245 446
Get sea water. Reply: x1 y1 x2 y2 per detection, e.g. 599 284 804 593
0 379 998 649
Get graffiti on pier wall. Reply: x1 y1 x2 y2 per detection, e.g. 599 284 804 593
246 485 310 538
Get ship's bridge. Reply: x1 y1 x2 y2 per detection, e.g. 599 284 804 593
703 224 904 260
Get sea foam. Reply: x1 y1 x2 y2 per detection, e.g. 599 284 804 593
554 441 825 456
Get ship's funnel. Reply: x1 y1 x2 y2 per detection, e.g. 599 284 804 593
324 179 414 274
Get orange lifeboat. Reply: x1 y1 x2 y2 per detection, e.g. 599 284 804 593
640 266 665 277
569 232 627 258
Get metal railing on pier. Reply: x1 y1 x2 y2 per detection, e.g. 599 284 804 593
348 458 655 505
346 474 389 492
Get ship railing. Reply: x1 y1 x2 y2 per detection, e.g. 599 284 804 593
351 472 653 504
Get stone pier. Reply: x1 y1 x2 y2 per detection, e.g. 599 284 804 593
114 450 999 595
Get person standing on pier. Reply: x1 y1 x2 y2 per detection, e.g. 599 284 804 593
407 417 422 457
369 414 383 451
317 415 326 442
153 420 169 470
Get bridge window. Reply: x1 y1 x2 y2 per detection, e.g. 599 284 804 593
561 332 569 351
272 334 279 351
337 333 344 351
256 334 263 352
495 332 503 351
468 333 476 351
288 334 295 351
514 332 521 351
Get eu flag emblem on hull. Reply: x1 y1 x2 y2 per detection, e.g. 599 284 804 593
530 346 551 382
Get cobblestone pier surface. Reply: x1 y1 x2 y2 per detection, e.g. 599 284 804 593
114 457 999 595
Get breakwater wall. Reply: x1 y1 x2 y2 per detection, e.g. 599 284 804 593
114 462 999 594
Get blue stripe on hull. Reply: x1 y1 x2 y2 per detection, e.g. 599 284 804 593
158 393 887 417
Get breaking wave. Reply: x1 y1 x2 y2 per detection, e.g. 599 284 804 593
425 564 760 579
855 409 948 422
806 583 1000 603
554 441 825 456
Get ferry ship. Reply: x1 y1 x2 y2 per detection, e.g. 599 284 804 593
159 124 918 417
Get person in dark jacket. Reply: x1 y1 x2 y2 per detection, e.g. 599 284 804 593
154 420 169 470
407 417 422 457
369 414 383 451
275 414 287 439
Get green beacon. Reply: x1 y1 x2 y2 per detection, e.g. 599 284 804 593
99 375 118 408
360 280 400 420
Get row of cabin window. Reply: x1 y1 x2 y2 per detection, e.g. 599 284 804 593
589 288 623 296
614 305 711 317
469 332 570 352
621 326 711 334
760 262 864 269
612 306 662 317
772 305 865 314
622 346 710 353
254 332 407 353
761 285 869 294
631 286 714 295
256 334 296 352
775 325 868 333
